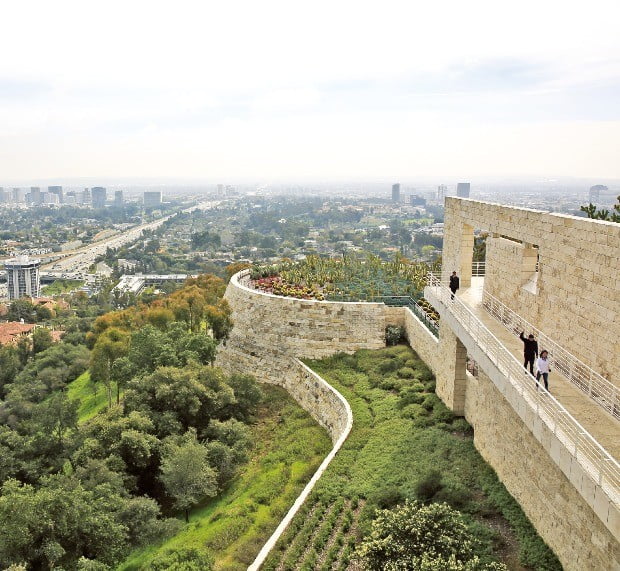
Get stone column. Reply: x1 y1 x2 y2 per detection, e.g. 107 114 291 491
435 327 468 415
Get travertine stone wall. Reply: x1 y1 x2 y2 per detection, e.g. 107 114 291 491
215 270 389 439
465 369 620 571
443 198 620 384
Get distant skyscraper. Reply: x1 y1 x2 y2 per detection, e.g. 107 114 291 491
114 190 124 206
82 188 91 205
5 256 41 299
48 186 63 203
30 187 42 204
12 188 25 203
0 188 5 203
91 187 107 209
589 185 607 203
456 183 471 198
437 184 447 202
392 183 401 203
144 191 162 208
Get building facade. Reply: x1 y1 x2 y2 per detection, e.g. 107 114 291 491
5 256 41 300
144 191 162 207
456 182 470 198
391 183 401 203
91 187 107 209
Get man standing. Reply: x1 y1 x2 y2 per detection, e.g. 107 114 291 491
449 271 460 300
520 331 538 375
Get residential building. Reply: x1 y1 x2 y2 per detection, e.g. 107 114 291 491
5 256 41 299
114 190 124 206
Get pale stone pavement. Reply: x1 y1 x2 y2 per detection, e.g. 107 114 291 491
459 277 620 461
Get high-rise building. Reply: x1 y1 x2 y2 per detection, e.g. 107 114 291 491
12 188 25 203
5 256 41 300
456 183 471 198
82 188 91 205
91 187 107 208
114 190 124 206
589 185 607 203
0 188 6 203
48 185 63 203
30 187 42 204
144 191 162 208
437 184 447 202
392 183 401 203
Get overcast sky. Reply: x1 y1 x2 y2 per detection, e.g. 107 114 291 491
2 0 619 181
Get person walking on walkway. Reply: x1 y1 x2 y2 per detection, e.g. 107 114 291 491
536 350 551 391
519 331 538 375
449 271 460 300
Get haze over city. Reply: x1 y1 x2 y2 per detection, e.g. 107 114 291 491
2 0 620 181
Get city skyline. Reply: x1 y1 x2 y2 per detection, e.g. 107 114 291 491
2 0 619 180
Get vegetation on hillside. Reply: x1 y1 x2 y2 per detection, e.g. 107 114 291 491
120 386 331 570
0 274 265 570
264 346 561 571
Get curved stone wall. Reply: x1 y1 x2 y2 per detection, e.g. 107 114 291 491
216 270 390 438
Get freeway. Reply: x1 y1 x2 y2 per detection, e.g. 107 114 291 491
40 201 219 276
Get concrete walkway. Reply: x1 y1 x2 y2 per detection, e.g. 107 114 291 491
459 277 620 460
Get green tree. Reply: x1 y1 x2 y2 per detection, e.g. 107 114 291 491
356 500 506 571
90 328 129 408
7 299 36 323
580 196 620 223
32 327 53 355
159 430 218 522
0 345 20 397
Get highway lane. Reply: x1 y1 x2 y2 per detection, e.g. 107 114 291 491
40 201 220 275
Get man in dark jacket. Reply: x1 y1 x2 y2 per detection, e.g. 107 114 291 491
520 331 538 375
449 271 460 300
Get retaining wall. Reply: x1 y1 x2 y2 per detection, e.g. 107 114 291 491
466 368 620 570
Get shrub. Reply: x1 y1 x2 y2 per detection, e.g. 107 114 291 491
385 325 404 346
150 548 214 570
397 367 416 379
356 500 506 570
414 469 444 502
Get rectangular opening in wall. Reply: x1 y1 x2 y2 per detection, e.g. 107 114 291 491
521 243 539 295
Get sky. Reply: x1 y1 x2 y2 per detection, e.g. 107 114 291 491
2 0 620 182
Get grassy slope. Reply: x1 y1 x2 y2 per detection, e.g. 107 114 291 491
119 385 331 570
264 346 561 570
67 371 110 422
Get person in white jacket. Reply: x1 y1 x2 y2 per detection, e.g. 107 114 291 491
535 350 551 391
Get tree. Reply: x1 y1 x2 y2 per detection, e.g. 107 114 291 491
356 500 506 571
159 430 218 522
7 299 36 323
580 196 620 223
32 327 53 355
0 346 20 397
90 328 129 408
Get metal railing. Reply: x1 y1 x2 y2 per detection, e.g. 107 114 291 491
427 273 620 501
481 290 619 420
471 261 486 276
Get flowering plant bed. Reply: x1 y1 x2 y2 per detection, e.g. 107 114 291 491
249 254 440 301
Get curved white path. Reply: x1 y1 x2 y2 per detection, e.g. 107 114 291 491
248 359 353 571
